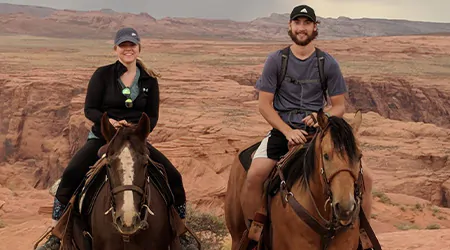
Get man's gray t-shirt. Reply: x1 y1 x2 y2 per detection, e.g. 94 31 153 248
255 48 347 129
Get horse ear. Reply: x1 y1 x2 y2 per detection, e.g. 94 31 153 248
316 109 328 130
101 112 117 142
135 113 151 141
351 110 363 133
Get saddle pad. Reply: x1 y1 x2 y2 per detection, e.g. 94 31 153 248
78 167 107 216
147 160 175 207
238 141 262 172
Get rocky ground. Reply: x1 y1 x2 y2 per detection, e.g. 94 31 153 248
0 35 449 249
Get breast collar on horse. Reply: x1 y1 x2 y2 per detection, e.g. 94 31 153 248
274 117 365 250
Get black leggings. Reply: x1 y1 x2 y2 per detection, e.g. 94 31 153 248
55 138 186 207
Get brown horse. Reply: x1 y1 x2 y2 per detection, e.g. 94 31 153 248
225 110 377 250
56 113 181 250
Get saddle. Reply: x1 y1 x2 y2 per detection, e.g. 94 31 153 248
238 139 310 196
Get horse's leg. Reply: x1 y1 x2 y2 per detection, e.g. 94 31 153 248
225 155 248 250
362 166 373 220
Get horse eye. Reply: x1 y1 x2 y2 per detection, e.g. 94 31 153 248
324 153 329 161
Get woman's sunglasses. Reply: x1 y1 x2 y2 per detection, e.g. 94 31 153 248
122 87 133 108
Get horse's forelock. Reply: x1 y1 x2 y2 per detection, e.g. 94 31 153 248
328 117 358 163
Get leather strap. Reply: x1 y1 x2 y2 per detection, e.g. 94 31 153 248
287 195 329 235
112 185 144 196
359 209 382 250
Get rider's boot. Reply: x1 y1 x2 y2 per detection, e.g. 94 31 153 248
36 197 66 250
175 202 197 249
175 203 186 222
176 202 188 234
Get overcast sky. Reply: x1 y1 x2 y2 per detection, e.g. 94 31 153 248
2 0 449 23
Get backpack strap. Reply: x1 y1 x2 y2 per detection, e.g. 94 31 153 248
276 46 327 104
315 47 328 104
277 46 290 92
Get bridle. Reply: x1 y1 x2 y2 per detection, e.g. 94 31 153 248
102 127 155 242
276 120 365 249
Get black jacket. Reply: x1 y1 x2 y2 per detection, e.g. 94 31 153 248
84 60 159 139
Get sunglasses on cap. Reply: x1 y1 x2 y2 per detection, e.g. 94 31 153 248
122 87 133 108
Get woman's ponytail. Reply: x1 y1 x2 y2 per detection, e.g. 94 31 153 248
136 57 161 79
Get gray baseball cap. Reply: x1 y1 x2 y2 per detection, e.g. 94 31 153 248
114 27 140 45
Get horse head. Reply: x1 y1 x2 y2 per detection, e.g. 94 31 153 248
314 109 363 225
100 112 152 235
285 109 363 227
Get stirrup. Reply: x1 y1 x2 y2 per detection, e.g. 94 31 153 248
238 229 259 250
35 235 61 250
33 226 54 249
248 211 267 242
184 224 202 250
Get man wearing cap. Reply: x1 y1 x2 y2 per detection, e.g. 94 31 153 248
241 3 373 235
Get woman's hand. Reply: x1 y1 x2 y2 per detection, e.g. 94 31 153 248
118 120 131 127
109 118 131 128
109 118 120 128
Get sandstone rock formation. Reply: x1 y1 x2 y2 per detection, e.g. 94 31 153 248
0 34 449 249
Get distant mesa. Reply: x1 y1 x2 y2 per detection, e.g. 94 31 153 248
0 3 449 41
99 8 116 14
337 16 352 21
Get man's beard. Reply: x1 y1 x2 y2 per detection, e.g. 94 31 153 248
288 29 318 46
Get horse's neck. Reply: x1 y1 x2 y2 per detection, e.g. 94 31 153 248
309 173 331 220
291 168 331 222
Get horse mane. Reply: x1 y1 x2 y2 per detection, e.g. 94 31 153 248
283 116 358 188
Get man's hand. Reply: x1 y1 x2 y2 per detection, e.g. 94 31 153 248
284 129 308 145
302 112 319 127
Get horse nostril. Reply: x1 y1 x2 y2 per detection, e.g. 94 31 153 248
334 202 341 213
334 201 356 217
115 216 123 226
133 215 139 225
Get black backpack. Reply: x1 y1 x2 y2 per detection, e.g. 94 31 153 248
277 46 328 105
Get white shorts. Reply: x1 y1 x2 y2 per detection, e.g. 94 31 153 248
253 136 269 159
252 129 289 161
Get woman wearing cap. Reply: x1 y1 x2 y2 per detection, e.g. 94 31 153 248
36 27 187 250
